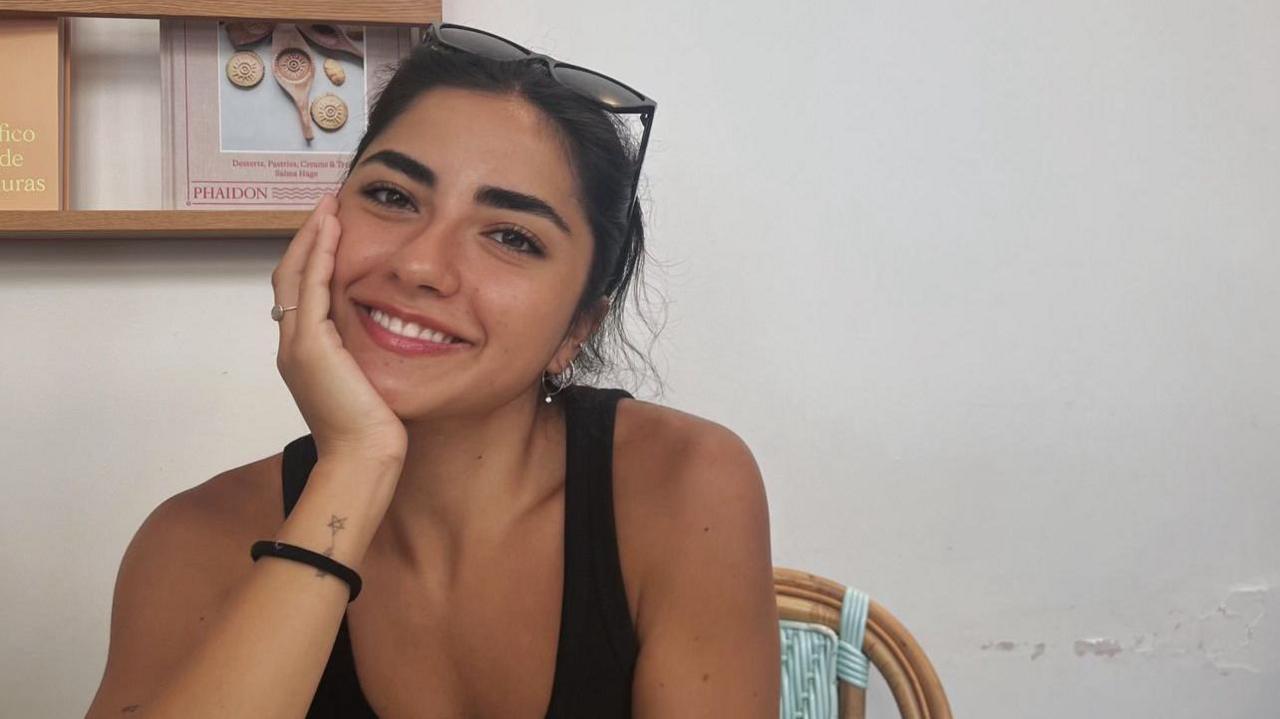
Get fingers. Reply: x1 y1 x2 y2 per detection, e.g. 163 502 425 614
298 213 342 329
273 194 340 363
272 194 337 308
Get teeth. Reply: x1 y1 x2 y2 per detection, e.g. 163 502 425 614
368 306 459 344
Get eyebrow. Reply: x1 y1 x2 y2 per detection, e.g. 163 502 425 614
358 149 572 235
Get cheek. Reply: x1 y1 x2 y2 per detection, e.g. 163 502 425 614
329 214 390 287
480 280 577 357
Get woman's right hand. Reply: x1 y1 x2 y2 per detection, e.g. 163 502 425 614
272 194 408 466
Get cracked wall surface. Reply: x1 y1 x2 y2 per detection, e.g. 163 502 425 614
978 581 1272 675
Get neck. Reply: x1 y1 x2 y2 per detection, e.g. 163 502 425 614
371 387 567 575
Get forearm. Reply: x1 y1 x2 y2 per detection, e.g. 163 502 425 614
142 455 401 719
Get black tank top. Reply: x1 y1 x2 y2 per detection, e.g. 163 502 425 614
280 385 638 718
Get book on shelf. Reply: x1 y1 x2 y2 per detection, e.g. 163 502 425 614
160 20 416 210
0 18 70 210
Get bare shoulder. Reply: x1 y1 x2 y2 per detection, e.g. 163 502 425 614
125 452 280 570
144 452 283 559
612 398 780 714
119 451 284 616
612 397 773 620
614 396 762 489
183 452 283 532
84 453 285 716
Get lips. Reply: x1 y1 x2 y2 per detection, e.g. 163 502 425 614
365 306 461 343
356 303 471 357
354 300 471 345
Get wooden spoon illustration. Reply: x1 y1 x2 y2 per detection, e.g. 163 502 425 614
225 21 273 48
270 24 316 142
298 24 365 59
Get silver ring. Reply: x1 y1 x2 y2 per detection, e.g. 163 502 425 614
270 304 298 321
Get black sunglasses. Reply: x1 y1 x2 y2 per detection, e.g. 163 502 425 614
422 23 655 288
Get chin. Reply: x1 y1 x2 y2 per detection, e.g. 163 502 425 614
362 368 432 413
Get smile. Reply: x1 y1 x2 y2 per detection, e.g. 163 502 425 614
366 305 462 343
357 304 471 357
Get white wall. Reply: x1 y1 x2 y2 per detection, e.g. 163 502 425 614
2 2 1276 716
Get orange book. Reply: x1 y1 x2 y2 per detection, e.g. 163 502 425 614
0 18 69 210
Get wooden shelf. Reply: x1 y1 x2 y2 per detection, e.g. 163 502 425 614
0 210 309 239
0 0 439 25
0 1 436 239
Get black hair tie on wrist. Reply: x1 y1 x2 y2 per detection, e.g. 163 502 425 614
250 540 363 603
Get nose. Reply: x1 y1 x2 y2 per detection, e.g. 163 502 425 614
384 216 464 297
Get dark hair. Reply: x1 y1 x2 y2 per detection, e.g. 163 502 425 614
344 38 666 396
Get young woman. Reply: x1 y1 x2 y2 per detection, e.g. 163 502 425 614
87 24 779 718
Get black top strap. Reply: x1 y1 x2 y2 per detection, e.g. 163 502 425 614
545 384 639 715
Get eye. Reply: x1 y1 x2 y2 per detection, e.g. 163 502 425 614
487 225 545 256
361 183 416 211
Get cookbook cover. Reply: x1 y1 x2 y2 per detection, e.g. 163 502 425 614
0 18 69 210
160 20 415 209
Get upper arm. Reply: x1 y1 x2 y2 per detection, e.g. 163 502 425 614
84 486 240 718
630 424 781 718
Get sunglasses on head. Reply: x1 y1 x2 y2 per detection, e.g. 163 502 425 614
422 23 655 288
423 24 655 113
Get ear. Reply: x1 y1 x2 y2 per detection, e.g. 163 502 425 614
546 297 610 375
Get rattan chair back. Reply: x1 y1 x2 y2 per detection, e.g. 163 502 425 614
774 567 952 719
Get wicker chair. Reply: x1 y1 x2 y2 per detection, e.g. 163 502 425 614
775 567 952 719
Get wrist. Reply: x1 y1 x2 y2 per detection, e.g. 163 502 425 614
278 455 400 572
316 447 405 476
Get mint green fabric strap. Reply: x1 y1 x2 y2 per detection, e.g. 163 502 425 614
778 586 873 718
779 621 838 718
836 587 871 689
